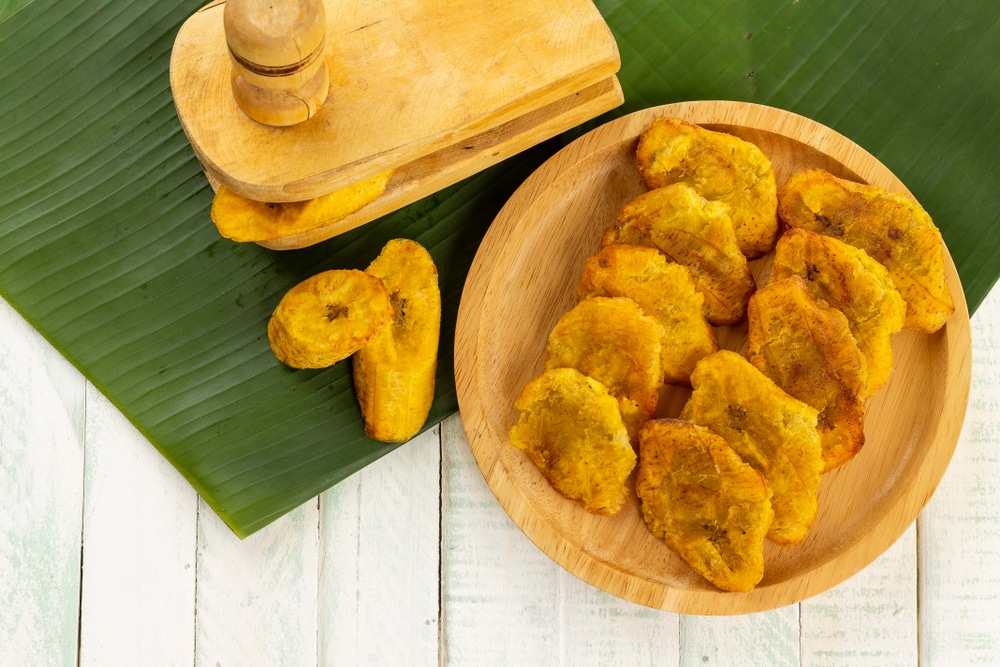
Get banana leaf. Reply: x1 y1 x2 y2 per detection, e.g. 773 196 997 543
2 0 997 537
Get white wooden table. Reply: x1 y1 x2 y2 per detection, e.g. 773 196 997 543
2 278 999 666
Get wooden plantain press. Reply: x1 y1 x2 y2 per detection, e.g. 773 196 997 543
169 0 623 249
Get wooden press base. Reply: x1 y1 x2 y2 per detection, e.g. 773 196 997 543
169 0 623 249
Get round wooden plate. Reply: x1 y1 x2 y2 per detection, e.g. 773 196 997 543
454 100 971 614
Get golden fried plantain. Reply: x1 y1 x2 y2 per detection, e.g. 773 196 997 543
211 169 393 243
509 368 636 516
680 350 823 546
545 296 664 443
635 116 779 258
745 276 867 472
603 183 755 326
777 168 954 333
576 244 717 384
772 228 906 396
636 419 774 592
353 239 441 442
268 269 392 369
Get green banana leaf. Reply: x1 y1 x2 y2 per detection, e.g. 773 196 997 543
2 0 997 537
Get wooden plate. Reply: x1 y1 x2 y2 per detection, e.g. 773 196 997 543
454 101 972 615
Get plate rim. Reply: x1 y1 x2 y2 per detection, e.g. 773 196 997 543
454 100 972 614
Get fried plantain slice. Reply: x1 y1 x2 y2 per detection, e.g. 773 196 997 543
636 419 774 592
635 116 779 258
211 169 393 243
680 350 823 546
576 244 718 384
353 239 441 443
268 269 392 369
772 228 907 396
745 276 867 472
603 183 755 326
509 368 636 516
545 296 664 443
777 168 954 333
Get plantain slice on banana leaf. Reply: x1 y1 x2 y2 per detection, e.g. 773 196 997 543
268 269 393 369
353 238 441 443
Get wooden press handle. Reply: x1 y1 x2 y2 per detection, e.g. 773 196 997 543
223 0 330 127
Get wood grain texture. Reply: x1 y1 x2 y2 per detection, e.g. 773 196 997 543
78 384 198 666
799 525 917 666
440 415 565 666
0 300 85 667
557 576 681 667
170 0 622 242
319 426 440 667
454 100 972 614
917 284 1000 665
194 497 318 667
679 606 799 667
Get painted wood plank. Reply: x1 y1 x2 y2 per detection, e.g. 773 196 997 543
440 414 563 666
0 299 86 667
679 606 800 667
557 571 681 667
799 525 917 666
195 494 318 667
77 383 198 666
441 414 682 667
917 282 1000 665
319 425 441 667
